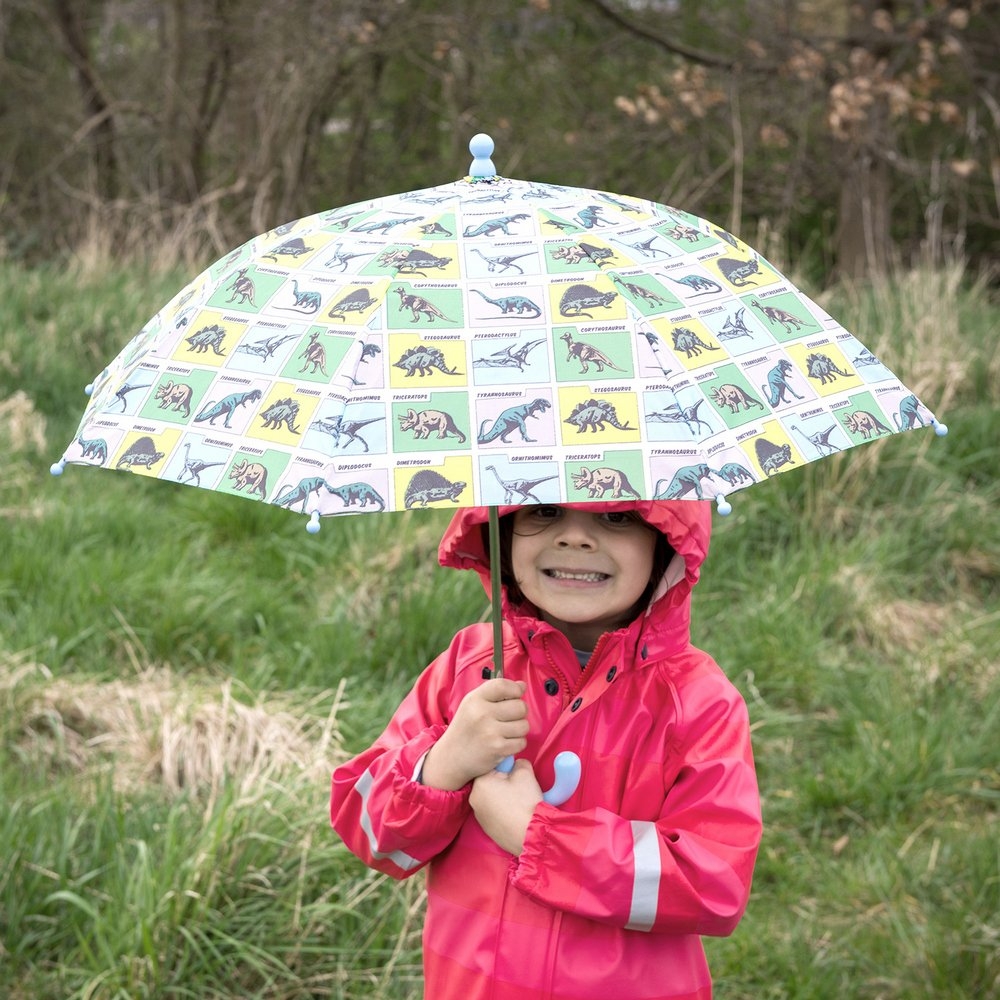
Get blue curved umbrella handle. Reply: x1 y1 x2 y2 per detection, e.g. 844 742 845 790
494 750 582 807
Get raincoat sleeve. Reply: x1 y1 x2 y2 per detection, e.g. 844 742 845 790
329 639 480 879
510 665 761 937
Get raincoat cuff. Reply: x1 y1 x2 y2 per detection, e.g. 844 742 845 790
507 802 559 897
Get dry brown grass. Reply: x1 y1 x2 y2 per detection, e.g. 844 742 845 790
3 654 347 805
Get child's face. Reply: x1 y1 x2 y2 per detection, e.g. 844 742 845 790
509 505 658 652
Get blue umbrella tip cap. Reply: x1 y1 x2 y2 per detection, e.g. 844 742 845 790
306 510 322 534
50 458 66 476
715 494 733 516
468 133 496 178
932 418 949 437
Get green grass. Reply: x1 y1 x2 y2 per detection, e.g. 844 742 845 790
1 259 998 998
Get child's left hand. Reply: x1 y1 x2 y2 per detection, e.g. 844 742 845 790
470 759 543 856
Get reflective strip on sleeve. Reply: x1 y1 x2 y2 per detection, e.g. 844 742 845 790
626 820 661 931
354 768 422 872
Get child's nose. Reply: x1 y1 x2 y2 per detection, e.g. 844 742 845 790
554 511 597 547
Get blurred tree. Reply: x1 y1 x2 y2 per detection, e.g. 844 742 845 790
0 0 995 276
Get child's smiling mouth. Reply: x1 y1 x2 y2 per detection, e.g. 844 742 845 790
543 569 610 583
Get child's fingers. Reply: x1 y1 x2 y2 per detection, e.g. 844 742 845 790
479 678 527 702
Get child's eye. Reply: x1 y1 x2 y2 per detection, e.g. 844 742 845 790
602 511 637 527
533 505 561 520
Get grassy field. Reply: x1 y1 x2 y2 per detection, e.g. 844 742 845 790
1 259 997 999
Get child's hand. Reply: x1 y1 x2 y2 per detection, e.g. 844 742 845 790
421 679 529 791
470 759 543 856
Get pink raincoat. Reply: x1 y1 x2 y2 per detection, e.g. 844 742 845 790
330 500 761 999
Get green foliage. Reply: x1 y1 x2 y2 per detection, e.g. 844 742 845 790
1 262 998 997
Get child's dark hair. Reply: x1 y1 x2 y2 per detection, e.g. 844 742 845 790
482 509 676 611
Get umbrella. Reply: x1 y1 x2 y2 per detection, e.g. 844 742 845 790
51 133 946 802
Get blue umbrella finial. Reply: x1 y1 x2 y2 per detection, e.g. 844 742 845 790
468 133 496 178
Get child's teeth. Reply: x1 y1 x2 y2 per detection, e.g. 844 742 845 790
549 570 606 581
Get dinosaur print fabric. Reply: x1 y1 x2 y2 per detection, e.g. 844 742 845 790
58 173 942 520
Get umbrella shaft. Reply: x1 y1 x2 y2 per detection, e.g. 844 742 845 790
489 505 504 678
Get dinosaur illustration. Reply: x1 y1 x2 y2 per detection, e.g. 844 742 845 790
893 394 927 430
185 324 227 356
558 284 618 319
398 408 467 443
298 331 328 376
323 244 373 272
262 238 313 262
560 331 623 374
671 326 719 358
564 399 632 433
718 307 755 342
329 482 386 510
310 415 383 453
377 248 452 275
654 464 714 499
393 286 455 323
597 192 641 214
116 436 164 470
278 280 321 314
647 399 712 435
352 215 423 235
806 352 854 385
419 221 453 236
76 435 108 463
327 288 378 320
154 380 194 418
713 462 755 487
844 410 892 439
177 443 224 486
471 248 535 274
111 382 153 412
791 424 841 457
609 273 669 308
462 213 530 238
662 273 722 295
473 338 546 372
485 465 558 503
229 459 268 498
613 234 670 258
273 476 338 513
478 398 551 444
471 288 542 317
575 205 610 229
571 466 641 499
754 438 795 476
226 268 256 306
235 333 299 362
660 222 703 243
761 360 805 406
404 469 466 508
194 389 262 427
717 257 762 287
259 398 301 434
393 345 460 377
751 298 808 334
708 383 767 415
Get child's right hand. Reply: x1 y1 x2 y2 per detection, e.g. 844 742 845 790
420 679 529 791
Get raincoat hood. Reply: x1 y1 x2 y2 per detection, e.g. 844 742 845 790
439 500 712 623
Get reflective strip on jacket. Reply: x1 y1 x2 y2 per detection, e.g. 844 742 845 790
330 500 762 999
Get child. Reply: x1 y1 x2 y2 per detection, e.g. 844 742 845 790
330 500 761 1000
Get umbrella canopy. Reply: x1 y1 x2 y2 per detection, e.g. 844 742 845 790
52 134 946 529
